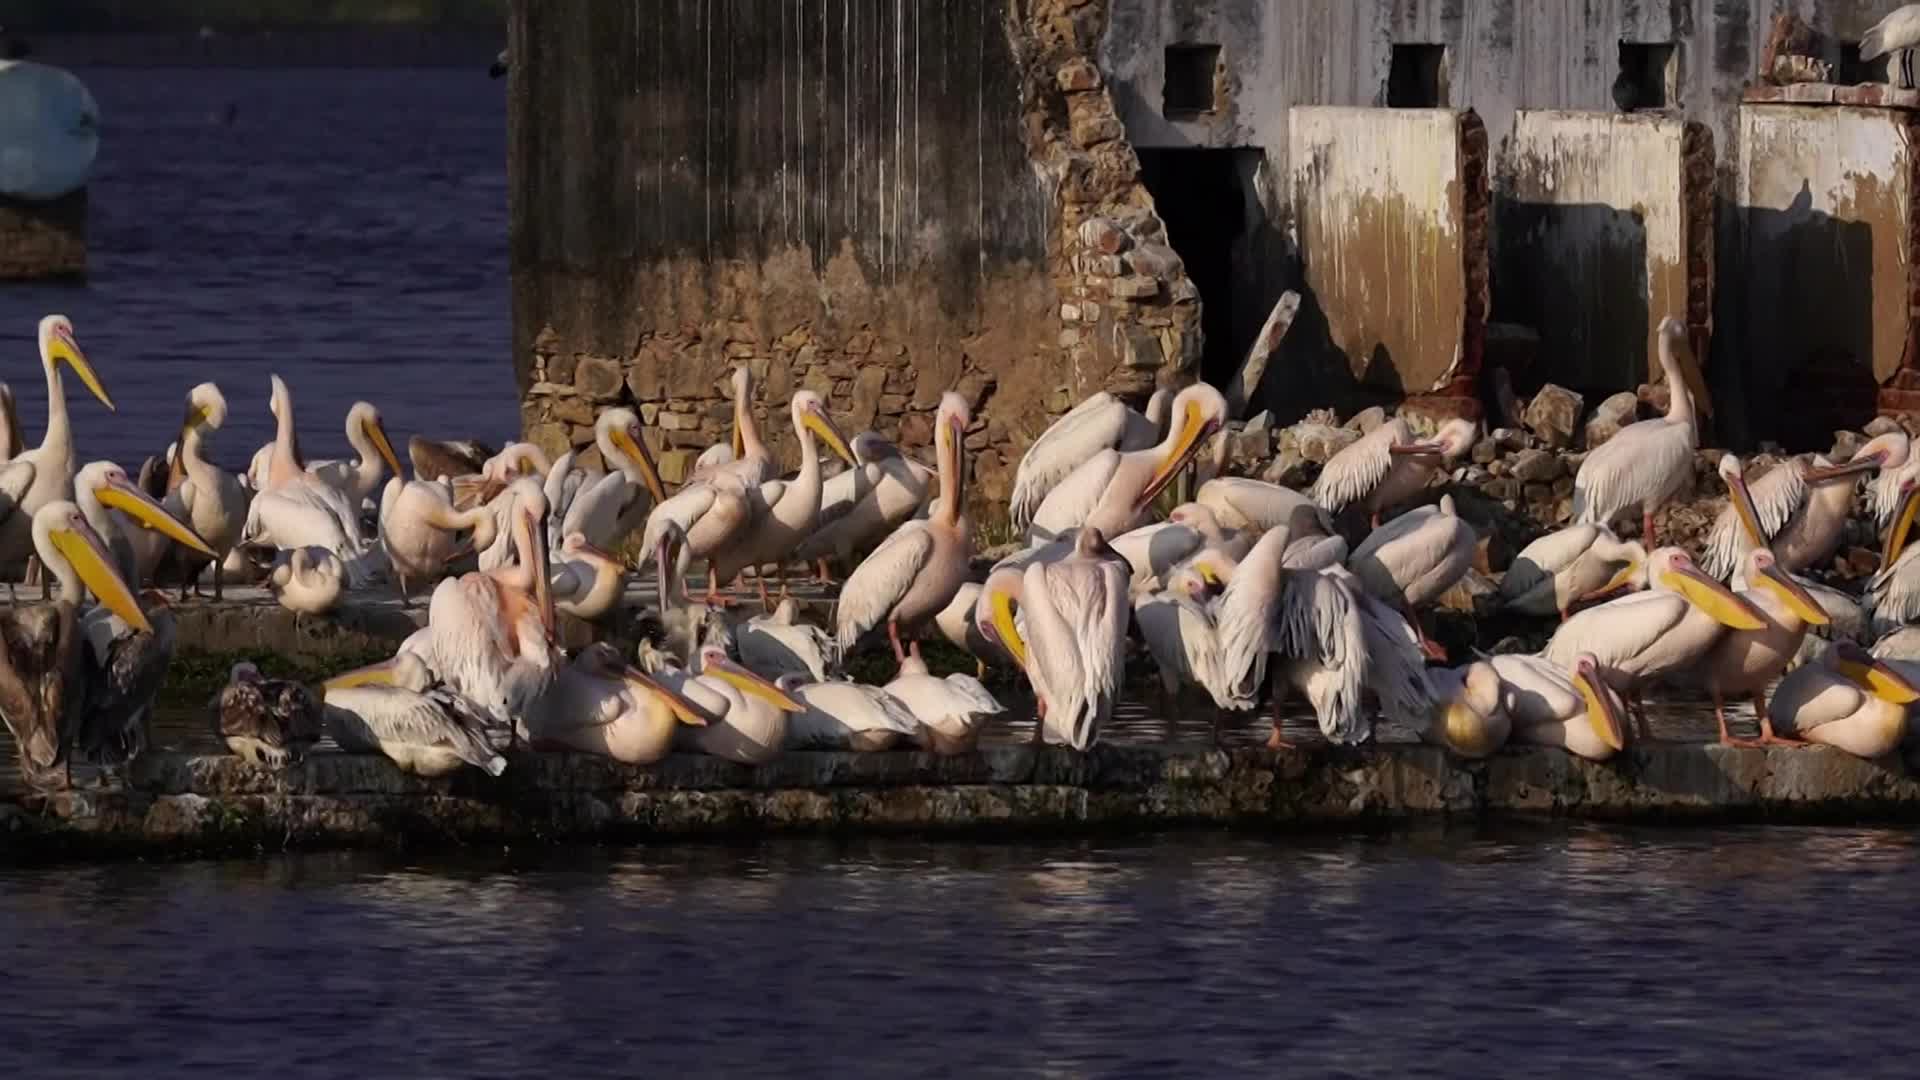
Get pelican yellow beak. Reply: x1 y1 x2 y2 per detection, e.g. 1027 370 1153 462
323 656 399 690
48 516 149 633
49 323 114 412
1755 563 1829 626
708 656 805 712
1591 558 1644 599
94 476 216 557
731 421 746 459
1884 485 1920 571
365 415 403 480
989 586 1028 670
1195 560 1222 587
1724 467 1766 547
526 504 555 636
1574 668 1627 752
803 406 857 468
624 666 709 725
1659 563 1766 630
1136 400 1217 510
180 400 211 437
1835 652 1920 705
612 426 667 503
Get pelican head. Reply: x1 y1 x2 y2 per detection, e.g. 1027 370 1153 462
1718 453 1765 546
1432 661 1509 758
1809 430 1911 482
1831 641 1920 704
597 407 666 503
1742 548 1828 626
1646 547 1766 629
77 460 216 557
935 392 971 523
730 366 753 458
32 500 149 632
512 479 556 635
349 401 404 481
181 382 228 436
1137 384 1227 510
38 314 113 411
1571 654 1627 751
975 565 1028 671
268 374 290 420
695 643 805 712
791 391 857 467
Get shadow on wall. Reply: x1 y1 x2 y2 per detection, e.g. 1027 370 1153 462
1259 287 1409 425
1491 201 1650 399
1740 182 1876 451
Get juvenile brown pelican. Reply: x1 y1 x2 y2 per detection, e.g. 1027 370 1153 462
1025 384 1226 543
0 316 116 590
1571 317 1709 545
322 651 506 777
209 662 323 767
1008 387 1170 531
1310 417 1478 525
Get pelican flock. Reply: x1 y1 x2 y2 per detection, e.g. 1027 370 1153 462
10 302 1920 792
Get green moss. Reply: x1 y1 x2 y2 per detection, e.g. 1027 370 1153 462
158 648 390 712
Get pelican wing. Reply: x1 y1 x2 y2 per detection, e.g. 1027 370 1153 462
1572 418 1694 527
1283 533 1348 571
1277 569 1367 734
0 459 34 531
1011 394 1135 529
1352 589 1433 728
1498 524 1599 606
1198 477 1332 534
1345 504 1446 601
0 604 71 773
1861 6 1920 59
835 522 936 650
1026 449 1123 543
75 607 175 766
1701 460 1807 578
1310 421 1401 512
560 470 643 550
1869 544 1920 633
1541 591 1688 672
325 684 505 774
738 613 837 681
939 673 1004 714
1109 521 1202 587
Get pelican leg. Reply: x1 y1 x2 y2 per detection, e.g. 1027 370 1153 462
1755 693 1808 747
756 573 772 613
1712 690 1753 747
1642 508 1657 547
1265 674 1296 750
1031 699 1047 746
887 619 907 663
814 558 833 585
703 561 737 608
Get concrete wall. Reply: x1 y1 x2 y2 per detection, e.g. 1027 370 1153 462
1286 107 1488 406
0 190 84 280
1498 112 1714 394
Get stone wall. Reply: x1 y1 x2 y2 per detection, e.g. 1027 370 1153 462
0 190 85 280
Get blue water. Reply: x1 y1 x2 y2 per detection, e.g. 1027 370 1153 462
0 66 517 469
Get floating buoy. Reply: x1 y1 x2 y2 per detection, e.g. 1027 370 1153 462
0 60 99 201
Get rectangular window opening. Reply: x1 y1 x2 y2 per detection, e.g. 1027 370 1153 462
1838 41 1875 85
1617 41 1678 110
1164 44 1221 115
1387 43 1449 108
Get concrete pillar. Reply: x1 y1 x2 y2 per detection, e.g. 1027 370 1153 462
0 190 85 281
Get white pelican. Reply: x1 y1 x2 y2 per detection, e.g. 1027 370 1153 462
795 432 934 582
1002 527 1130 749
524 642 708 764
1486 652 1628 760
1310 416 1477 525
836 393 973 660
1767 641 1920 757
708 390 857 604
647 519 734 667
737 596 836 681
1195 477 1336 537
1132 568 1236 713
1496 523 1645 622
242 376 376 582
1699 548 1831 744
1863 4 1920 90
1345 494 1475 658
266 546 346 615
321 652 507 777
778 674 923 751
1422 661 1509 758
667 643 805 765
1106 502 1253 590
209 662 324 768
0 501 149 788
550 532 625 621
0 381 22 462
1866 473 1920 640
1700 453 1857 579
547 407 667 551
448 442 552 511
306 401 404 507
1543 547 1764 735
145 383 248 598
0 315 115 590
1571 316 1709 544
378 475 498 603
883 654 1004 755
1025 383 1226 543
640 469 754 607
690 366 774 487
1009 387 1170 531
73 459 216 588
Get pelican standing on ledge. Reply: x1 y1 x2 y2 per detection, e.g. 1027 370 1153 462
0 315 116 590
1025 384 1226 543
1008 527 1131 750
836 393 973 661
307 401 404 508
1700 452 1859 579
795 432 934 583
1571 316 1710 545
691 366 774 487
378 475 500 604
1009 387 1170 531
709 390 857 605
548 407 667 551
1345 494 1475 659
1699 547 1830 745
146 383 248 598
1311 416 1478 526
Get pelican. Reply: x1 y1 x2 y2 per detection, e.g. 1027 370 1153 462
1486 652 1628 760
551 532 626 621
548 407 667 551
708 391 857 604
378 475 499 603
145 384 249 598
1496 523 1646 621
690 366 774 487
408 434 493 483
1698 547 1831 745
647 519 733 668
1106 502 1253 590
884 654 1004 754
1543 547 1764 735
0 381 22 462
321 652 507 777
1768 641 1920 757
449 442 552 511
0 502 148 788
1422 661 1509 758
1001 527 1131 750
836 393 973 660
1345 494 1476 658
242 376 376 582
667 643 806 765
0 316 116 589
525 642 708 764
266 546 346 615
737 596 836 681
1571 316 1709 544
1132 567 1236 713
778 674 922 751
1195 477 1336 538
73 459 216 588
1868 475 1920 632
1310 416 1478 525
795 432 934 582
307 401 404 507
1008 387 1170 530
1863 4 1920 90
640 469 755 606
208 662 323 767
1025 384 1226 543
1700 452 1858 579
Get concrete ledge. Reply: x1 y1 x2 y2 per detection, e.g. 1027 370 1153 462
4 742 1916 860
1743 82 1920 109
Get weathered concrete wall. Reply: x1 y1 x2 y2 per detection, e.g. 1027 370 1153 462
1286 107 1488 407
1736 104 1917 449
1498 112 1715 394
0 190 84 280
507 0 1200 509
9 742 1920 859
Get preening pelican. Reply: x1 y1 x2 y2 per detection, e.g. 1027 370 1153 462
1496 523 1645 621
1009 387 1170 531
1132 567 1235 712
999 527 1129 749
691 366 774 487
667 643 806 765
1698 547 1830 744
0 315 116 586
378 475 498 603
1310 416 1477 525
0 381 22 463
883 654 1004 755
1766 640 1920 758
307 401 403 507
1862 3 1920 90
1543 547 1763 734
709 390 857 602
1701 452 1857 579
1025 384 1226 543
0 501 148 788
1571 316 1709 544
836 393 973 660
550 532 625 621
525 642 707 763
408 434 493 484
795 432 934 582
322 652 507 777
146 383 248 598
1195 477 1336 537
1868 475 1920 632
209 662 323 767
548 407 667 551
640 464 756 606
1346 493 1475 658
242 376 376 583
647 519 733 667
448 442 552 511
266 546 345 615
778 674 922 751
1106 502 1252 590
737 596 836 681
1422 661 1509 758
1487 652 1628 760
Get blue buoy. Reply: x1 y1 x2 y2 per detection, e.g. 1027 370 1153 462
0 59 99 201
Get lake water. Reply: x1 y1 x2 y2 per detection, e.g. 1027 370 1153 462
0 65 517 469
2 825 1917 1076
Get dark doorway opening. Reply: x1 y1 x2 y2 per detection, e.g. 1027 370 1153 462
1387 43 1449 107
1617 41 1678 109
1137 147 1262 388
